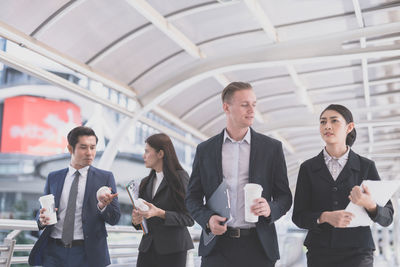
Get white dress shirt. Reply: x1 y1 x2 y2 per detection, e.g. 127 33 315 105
323 147 350 180
222 128 254 228
50 165 89 240
152 171 164 198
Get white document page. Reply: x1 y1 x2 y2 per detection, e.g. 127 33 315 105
345 180 400 228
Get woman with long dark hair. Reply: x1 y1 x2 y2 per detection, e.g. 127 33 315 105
131 133 194 267
292 104 394 267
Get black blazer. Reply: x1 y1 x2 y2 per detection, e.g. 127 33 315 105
133 170 194 255
292 149 394 250
185 128 292 261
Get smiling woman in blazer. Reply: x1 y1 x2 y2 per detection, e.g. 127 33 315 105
292 104 394 267
131 133 194 267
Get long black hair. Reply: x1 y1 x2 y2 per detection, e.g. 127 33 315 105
320 104 357 146
139 133 186 212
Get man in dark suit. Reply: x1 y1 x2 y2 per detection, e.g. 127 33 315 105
29 126 121 267
186 82 292 267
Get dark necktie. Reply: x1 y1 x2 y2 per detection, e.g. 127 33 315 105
61 170 80 245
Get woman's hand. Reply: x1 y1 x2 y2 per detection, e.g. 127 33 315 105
138 200 166 219
131 208 144 225
349 185 377 213
319 210 354 228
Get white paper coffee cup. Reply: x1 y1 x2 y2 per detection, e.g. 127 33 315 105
134 198 149 211
39 194 57 225
96 186 111 201
244 183 263 223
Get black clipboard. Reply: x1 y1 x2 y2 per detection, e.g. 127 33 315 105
126 180 149 234
203 180 230 245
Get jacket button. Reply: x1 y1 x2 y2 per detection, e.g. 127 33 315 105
332 187 338 192
333 201 338 205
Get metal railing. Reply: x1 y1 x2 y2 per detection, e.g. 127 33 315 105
0 219 201 267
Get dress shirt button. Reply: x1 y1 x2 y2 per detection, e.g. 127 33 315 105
332 187 338 192
333 201 338 205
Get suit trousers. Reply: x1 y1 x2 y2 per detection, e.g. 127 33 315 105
43 239 88 267
136 243 187 267
201 230 275 267
306 247 374 267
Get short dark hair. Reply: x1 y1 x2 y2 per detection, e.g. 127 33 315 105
320 104 357 146
221 82 252 103
67 126 98 150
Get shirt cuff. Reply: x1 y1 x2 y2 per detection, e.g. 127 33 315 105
97 203 107 213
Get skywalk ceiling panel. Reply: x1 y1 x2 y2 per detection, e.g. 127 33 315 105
258 0 357 25
293 61 357 74
161 78 221 118
129 52 195 98
305 68 361 89
170 2 263 44
184 100 222 130
36 0 149 62
0 0 68 34
197 30 272 57
252 77 295 98
91 26 182 87
225 66 289 84
146 0 209 16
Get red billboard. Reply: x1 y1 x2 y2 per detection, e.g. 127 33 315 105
1 96 81 155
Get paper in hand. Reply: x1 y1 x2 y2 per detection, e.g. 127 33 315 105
345 180 400 228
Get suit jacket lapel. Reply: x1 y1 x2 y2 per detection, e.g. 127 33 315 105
145 173 155 201
83 166 93 209
311 151 336 185
216 130 224 184
153 177 167 200
55 168 68 208
249 128 257 183
335 149 360 184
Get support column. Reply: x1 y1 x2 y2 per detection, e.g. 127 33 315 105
97 117 136 170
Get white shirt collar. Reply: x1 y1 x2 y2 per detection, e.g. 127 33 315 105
68 165 90 176
223 128 251 144
323 146 350 167
155 171 164 180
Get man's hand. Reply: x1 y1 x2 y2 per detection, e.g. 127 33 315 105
131 208 144 225
349 185 377 213
250 197 271 218
208 215 227 235
319 210 354 228
39 207 58 226
97 187 118 210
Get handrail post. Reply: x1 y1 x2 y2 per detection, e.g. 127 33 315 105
0 234 17 267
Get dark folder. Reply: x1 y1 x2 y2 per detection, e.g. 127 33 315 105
203 180 230 246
